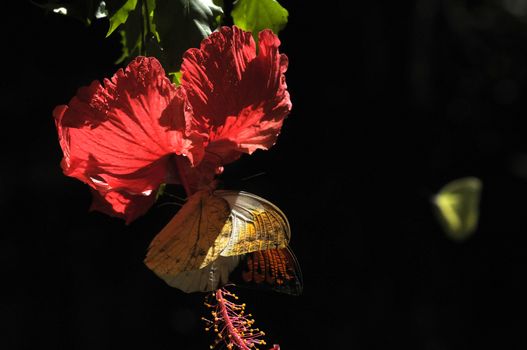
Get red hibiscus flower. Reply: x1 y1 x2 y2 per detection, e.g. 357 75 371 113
53 26 291 223
180 26 291 183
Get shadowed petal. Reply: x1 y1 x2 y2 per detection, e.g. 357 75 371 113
89 189 157 224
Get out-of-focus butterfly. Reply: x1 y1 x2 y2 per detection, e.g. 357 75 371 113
432 177 482 241
144 190 302 295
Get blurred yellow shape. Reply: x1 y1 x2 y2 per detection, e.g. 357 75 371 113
433 177 482 241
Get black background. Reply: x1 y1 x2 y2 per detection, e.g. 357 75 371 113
2 1 527 349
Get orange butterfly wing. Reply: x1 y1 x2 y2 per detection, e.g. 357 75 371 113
232 247 303 295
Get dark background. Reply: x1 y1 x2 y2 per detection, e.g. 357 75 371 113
2 1 527 349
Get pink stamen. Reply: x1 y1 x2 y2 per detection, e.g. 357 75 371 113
202 287 270 349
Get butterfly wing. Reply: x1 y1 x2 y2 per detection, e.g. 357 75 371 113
229 247 303 296
144 190 232 287
215 190 291 256
433 177 482 241
158 256 241 293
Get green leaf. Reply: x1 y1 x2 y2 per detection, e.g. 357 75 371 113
106 0 138 37
114 30 132 64
110 0 221 70
145 0 159 40
231 0 288 39
433 177 482 242
168 71 183 85
40 0 222 71
111 0 162 64
154 0 223 72
104 0 131 14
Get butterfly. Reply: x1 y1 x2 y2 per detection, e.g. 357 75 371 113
144 190 302 295
433 177 482 241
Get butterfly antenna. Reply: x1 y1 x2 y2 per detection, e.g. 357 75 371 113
155 192 187 209
162 192 187 202
156 202 183 208
241 172 267 182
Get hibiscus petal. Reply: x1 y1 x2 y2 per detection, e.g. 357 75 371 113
54 57 193 220
89 189 157 224
181 26 291 164
160 86 208 166
179 150 229 194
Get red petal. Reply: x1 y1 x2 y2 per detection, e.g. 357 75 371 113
89 189 156 224
179 152 226 194
54 57 194 221
181 26 291 165
160 86 208 165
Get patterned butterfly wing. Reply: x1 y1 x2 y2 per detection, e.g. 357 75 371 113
215 191 301 295
215 190 291 256
229 247 303 296
144 190 233 291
